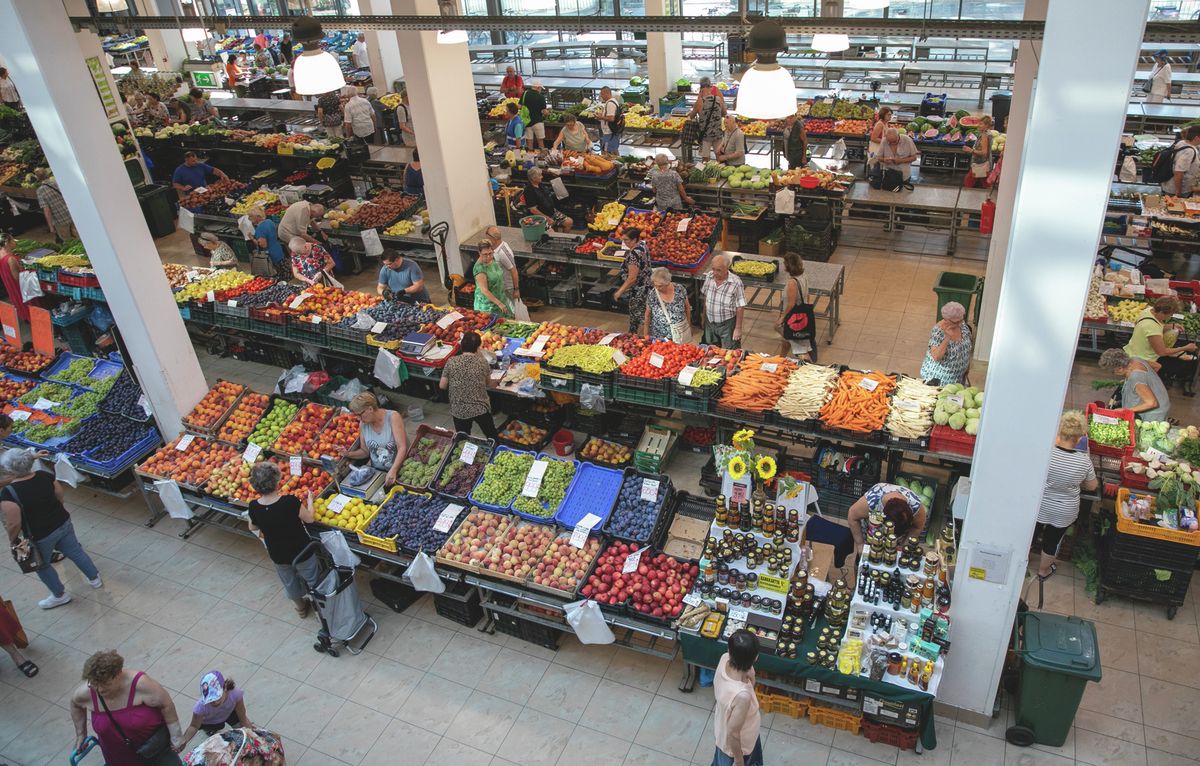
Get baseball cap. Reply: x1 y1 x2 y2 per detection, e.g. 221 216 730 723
199 671 225 704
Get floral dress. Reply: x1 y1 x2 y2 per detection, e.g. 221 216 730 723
317 92 343 128
919 321 972 384
291 244 330 281
648 284 688 340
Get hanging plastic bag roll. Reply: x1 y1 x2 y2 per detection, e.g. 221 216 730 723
154 479 193 520
774 187 795 216
54 454 83 488
406 551 446 593
18 271 43 302
565 599 615 644
374 347 403 388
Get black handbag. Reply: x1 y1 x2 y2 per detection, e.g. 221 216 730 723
781 278 816 342
96 691 172 761
5 487 41 574
681 117 700 146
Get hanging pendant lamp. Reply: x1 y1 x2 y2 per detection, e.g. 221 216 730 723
292 17 345 96
735 20 797 120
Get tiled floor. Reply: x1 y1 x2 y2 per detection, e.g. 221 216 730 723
2 230 1199 766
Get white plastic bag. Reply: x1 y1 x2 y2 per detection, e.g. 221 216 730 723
1119 155 1138 183
565 599 615 644
827 138 847 160
332 377 366 403
774 187 796 216
178 207 195 233
580 383 606 413
374 348 403 388
277 365 310 395
320 529 361 568
54 454 82 488
550 177 569 200
18 271 43 302
352 311 376 330
154 479 193 520
237 214 257 241
361 228 384 257
407 551 446 593
511 299 531 322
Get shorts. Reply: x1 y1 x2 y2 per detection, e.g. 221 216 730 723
1035 522 1071 556
524 122 546 141
711 738 763 766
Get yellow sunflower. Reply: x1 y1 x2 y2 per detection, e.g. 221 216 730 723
727 456 748 480
755 455 777 482
732 428 755 451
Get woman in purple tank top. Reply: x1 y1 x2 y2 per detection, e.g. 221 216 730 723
69 650 184 766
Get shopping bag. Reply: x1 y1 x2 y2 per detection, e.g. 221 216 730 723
406 551 446 593
18 271 43 301
54 454 82 488
565 599 615 644
361 228 384 257
511 299 531 322
374 347 403 388
154 479 193 520
178 207 195 233
1119 155 1138 183
774 187 795 216
550 177 569 200
320 529 361 568
579 383 606 413
237 214 257 241
277 364 310 395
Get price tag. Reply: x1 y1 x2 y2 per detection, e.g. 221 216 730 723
761 362 778 373
1146 447 1171 462
676 217 692 233
206 291 216 303
728 607 749 623
224 197 235 206
529 335 550 355
175 434 195 450
1 325 15 339
649 353 665 368
227 299 237 307
612 350 627 366
683 592 703 607
860 377 880 392
31 398 58 411
1099 281 1115 296
622 547 645 573
570 512 602 548
947 394 964 407
9 410 30 421
289 455 302 476
327 494 350 514
371 321 387 334
640 478 660 502
243 443 262 463
460 442 479 464
436 311 464 329
522 459 549 497
822 97 834 105
678 366 698 386
289 292 311 309
599 332 619 346
1092 413 1119 425
1129 284 1146 295
137 394 152 417
757 573 790 594
311 316 322 324
433 503 464 532
892 400 920 412
194 187 208 194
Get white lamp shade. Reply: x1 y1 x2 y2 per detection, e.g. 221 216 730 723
97 0 129 10
437 30 469 45
293 50 346 96
736 64 797 120
181 27 208 42
812 34 850 53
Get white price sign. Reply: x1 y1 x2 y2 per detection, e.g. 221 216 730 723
676 217 692 233
649 353 665 368
622 547 645 574
289 455 303 476
683 592 702 607
947 394 964 407
311 316 322 324
728 607 749 623
1092 413 1119 425
859 377 880 392
436 311 464 329
175 434 195 450
371 321 388 334
892 400 920 412
227 299 238 307
612 350 627 366
326 494 351 514
243 443 262 463
526 335 550 355
460 442 479 464
433 503 464 532
206 291 216 303
678 366 698 386
569 512 602 549
31 398 58 411
599 332 619 346
9 410 30 421
1146 447 1171 462
640 478 660 502
522 459 549 497
2 325 15 339
137 394 152 417
289 292 311 309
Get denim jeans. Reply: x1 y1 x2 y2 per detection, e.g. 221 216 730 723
34 520 100 597
599 132 621 154
711 737 763 766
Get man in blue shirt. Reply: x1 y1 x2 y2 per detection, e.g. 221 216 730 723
249 206 289 279
172 151 229 257
504 102 524 149
377 250 430 303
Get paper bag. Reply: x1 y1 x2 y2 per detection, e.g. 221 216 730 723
407 551 446 593
565 599 615 644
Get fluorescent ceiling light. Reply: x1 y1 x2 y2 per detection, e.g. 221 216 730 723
293 50 346 95
737 65 796 120
812 34 850 52
437 30 469 45
97 0 130 10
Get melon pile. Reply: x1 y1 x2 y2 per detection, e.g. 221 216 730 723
905 109 1005 150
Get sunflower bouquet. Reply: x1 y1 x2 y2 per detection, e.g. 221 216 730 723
717 429 777 485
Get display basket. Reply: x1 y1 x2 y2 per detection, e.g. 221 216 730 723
554 461 623 528
57 270 100 288
430 433 495 499
1114 487 1200 550
929 424 976 457
622 548 699 626
538 362 580 395
756 686 809 719
611 207 662 241
509 453 578 524
468 445 537 513
578 435 634 468
615 370 673 393
861 720 920 751
1086 402 1136 458
212 392 275 448
44 353 123 392
285 315 327 345
769 409 820 434
579 539 629 617
605 468 675 546
181 379 246 436
397 424 456 492
672 367 725 401
1118 448 1151 490
614 384 671 409
714 401 770 426
495 417 551 451
268 401 336 458
1100 536 1192 606
433 580 484 627
807 704 863 735
576 369 615 396
73 424 162 475
213 300 252 320
357 485 434 553
475 519 558 584
399 341 458 376
365 332 405 350
187 299 214 325
248 306 290 338
523 529 603 599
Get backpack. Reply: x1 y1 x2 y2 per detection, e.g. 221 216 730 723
1149 142 1196 184
608 99 624 133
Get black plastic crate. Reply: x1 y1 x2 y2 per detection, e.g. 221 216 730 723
1108 528 1199 573
487 607 524 638
615 372 672 393
613 384 670 409
1101 539 1192 604
433 581 484 627
516 618 563 650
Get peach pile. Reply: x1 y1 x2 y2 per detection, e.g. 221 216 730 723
308 412 359 459
140 437 240 487
479 522 557 579
272 402 334 455
183 381 244 431
216 393 270 444
531 533 601 594
436 509 512 567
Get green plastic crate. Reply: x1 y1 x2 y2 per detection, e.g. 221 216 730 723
614 384 670 409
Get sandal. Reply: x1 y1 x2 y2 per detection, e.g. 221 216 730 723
18 660 38 678
1036 563 1057 582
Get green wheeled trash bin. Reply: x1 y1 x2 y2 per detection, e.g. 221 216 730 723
932 271 982 324
1005 612 1102 748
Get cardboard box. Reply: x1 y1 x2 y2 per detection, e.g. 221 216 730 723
808 541 836 583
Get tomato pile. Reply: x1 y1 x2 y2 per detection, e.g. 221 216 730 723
216 276 276 301
804 118 835 134
619 340 705 380
575 236 608 255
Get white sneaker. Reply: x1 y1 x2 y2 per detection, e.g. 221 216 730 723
38 593 71 610
88 576 103 589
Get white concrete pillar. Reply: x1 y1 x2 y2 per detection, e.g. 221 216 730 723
0 0 208 439
938 0 1150 715
645 0 683 108
135 0 189 71
394 0 497 280
362 0 405 91
972 0 1045 362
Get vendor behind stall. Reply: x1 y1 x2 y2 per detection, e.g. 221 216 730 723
377 249 430 303
523 168 573 232
803 482 928 570
1123 296 1197 395
1099 348 1171 420
173 152 229 258
552 113 591 153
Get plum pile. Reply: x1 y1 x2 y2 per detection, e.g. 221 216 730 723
606 473 669 542
100 372 151 422
367 302 444 325
235 283 297 310
363 490 461 551
65 412 156 462
433 439 490 497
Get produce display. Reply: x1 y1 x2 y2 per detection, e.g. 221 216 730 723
99 372 149 421
580 437 633 466
177 179 246 209
314 495 377 532
215 393 270 444
175 271 256 305
581 542 697 619
820 370 897 433
511 457 576 518
493 321 539 338
203 456 260 504
607 472 669 541
342 190 419 228
719 355 798 413
517 322 600 358
0 374 37 401
139 437 239 487
934 384 985 436
283 284 380 324
436 509 513 567
421 308 494 343
614 209 662 241
885 377 942 440
62 412 155 463
362 491 451 551
247 399 299 449
730 258 776 279
271 402 334 455
472 449 535 507
479 522 557 579
397 431 452 488
433 438 491 496
273 459 332 500
216 276 277 302
547 344 620 374
590 201 626 231
620 340 705 379
531 533 601 594
17 381 74 407
309 412 359 459
0 349 54 374
51 390 105 421
1108 299 1148 324
497 419 547 448
775 364 839 422
48 358 101 386
1088 409 1132 449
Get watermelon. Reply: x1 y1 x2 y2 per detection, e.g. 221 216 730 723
947 115 959 129
924 128 939 138
954 109 970 119
960 116 981 128
950 131 962 142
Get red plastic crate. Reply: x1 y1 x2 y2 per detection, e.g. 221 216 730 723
929 425 976 457
57 271 100 288
1119 447 1150 490
1085 402 1135 458
862 720 920 750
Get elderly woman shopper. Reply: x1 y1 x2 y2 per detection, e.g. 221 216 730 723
287 237 336 287
1033 411 1098 581
1099 348 1171 420
0 450 101 610
440 331 500 439
197 232 238 268
644 267 693 342
552 113 592 153
648 154 693 212
472 241 514 318
612 227 653 333
783 113 807 170
316 88 344 137
343 392 408 487
701 254 745 348
249 206 289 279
716 115 747 166
920 302 973 385
247 461 318 617
1124 296 1198 394
69 650 184 765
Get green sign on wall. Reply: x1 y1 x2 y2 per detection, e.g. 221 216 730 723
191 71 218 89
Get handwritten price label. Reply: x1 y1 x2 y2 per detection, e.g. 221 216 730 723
728 607 749 623
206 291 216 303
683 592 702 607
327 494 350 514
243 443 262 463
676 217 692 233
175 434 195 451
570 512 602 549
227 299 237 307
289 456 303 476
433 504 464 532
641 479 660 502
10 410 30 421
436 311 464 329
892 400 920 412
599 332 619 346
460 442 479 464
289 293 311 309
649 353 665 368
761 362 778 373
859 377 880 392
623 547 645 573
522 459 549 497
371 322 388 334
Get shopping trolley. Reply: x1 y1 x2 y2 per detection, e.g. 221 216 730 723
69 736 99 764
294 540 378 657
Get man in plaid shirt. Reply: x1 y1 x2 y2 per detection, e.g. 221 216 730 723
701 254 746 349
34 168 76 241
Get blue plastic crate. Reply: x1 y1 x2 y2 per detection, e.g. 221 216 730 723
554 461 622 528
509 453 579 525
44 353 123 391
73 424 161 475
468 445 536 513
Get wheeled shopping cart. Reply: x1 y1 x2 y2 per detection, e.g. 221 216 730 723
294 540 378 657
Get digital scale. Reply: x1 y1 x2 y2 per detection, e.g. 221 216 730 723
398 332 435 358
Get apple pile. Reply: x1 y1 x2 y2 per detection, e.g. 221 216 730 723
530 533 601 594
644 232 708 266
247 399 298 449
479 522 557 579
581 542 698 619
309 412 359 459
276 460 332 499
436 509 513 567
272 402 334 455
140 437 240 487
183 381 245 432
660 212 717 242
216 393 270 444
204 455 259 503
421 308 495 343
614 209 662 241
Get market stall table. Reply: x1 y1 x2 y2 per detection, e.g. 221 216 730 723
842 183 964 255
468 44 524 66
899 61 1015 107
681 40 725 73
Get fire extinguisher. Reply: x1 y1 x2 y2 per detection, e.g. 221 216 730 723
980 198 996 235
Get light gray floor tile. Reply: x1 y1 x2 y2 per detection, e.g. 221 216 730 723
444 689 523 755
632 696 709 761
527 662 602 723
495 707 577 766
581 678 655 741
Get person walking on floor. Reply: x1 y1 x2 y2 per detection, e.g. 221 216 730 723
777 253 814 362
1032 411 1098 582
597 86 622 155
0 593 36 677
612 227 653 333
962 115 994 188
343 392 409 488
342 85 379 143
1146 49 1173 104
246 461 319 618
34 168 77 242
701 254 745 349
520 80 548 150
69 650 185 765
174 670 255 753
689 76 726 162
0 450 102 610
440 331 501 439
711 629 764 766
919 301 973 386
644 267 693 342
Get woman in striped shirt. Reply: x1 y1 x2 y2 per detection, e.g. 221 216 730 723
1034 411 1098 580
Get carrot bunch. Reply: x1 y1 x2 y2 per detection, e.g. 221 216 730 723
718 355 798 411
819 370 897 433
